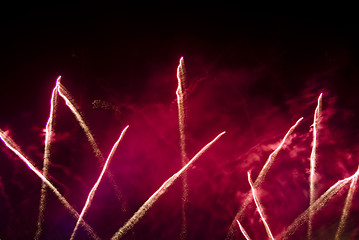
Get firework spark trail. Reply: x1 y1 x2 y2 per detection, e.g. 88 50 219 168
226 117 303 239
278 166 359 240
35 76 60 240
176 56 188 239
0 130 101 240
110 131 226 240
56 80 124 202
56 81 102 158
308 93 322 240
334 167 359 240
248 172 275 240
70 125 129 240
236 220 252 240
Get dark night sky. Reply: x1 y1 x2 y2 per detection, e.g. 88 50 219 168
1 6 359 240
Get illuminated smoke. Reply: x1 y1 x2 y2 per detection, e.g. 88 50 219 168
176 56 188 239
70 125 129 240
308 93 322 240
334 167 359 240
279 166 359 240
0 130 100 240
248 172 275 240
110 131 225 240
35 76 60 240
227 117 303 238
236 219 252 240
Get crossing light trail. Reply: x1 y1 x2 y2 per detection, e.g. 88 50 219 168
248 172 275 240
278 165 359 240
334 167 359 240
226 117 303 239
176 56 188 239
110 131 225 240
0 130 101 240
56 79 124 202
70 126 129 240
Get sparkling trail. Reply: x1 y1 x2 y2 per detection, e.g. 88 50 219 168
278 166 359 240
255 117 303 186
70 126 129 240
110 131 226 240
236 220 252 240
0 130 101 240
308 93 322 240
334 167 359 240
56 80 124 202
226 117 303 239
35 76 60 240
56 81 102 158
248 172 275 240
176 56 188 239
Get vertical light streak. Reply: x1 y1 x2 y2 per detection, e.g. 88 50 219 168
279 166 359 240
176 56 188 239
236 220 252 240
70 126 129 240
334 167 359 240
226 117 303 239
110 131 226 240
0 130 100 240
176 56 187 165
308 93 322 240
248 172 275 240
35 76 60 240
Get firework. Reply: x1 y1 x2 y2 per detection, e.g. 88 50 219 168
70 125 129 240
0 130 100 240
1 57 358 240
176 56 188 239
110 131 225 240
308 93 322 240
236 219 252 240
248 172 274 240
35 76 60 239
334 167 359 240
226 117 303 238
279 166 359 239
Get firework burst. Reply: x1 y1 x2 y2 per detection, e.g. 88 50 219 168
0 56 358 240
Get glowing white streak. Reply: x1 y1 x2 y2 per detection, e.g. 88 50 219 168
308 93 322 240
334 167 359 240
256 117 303 185
70 126 129 240
111 131 226 240
0 130 100 240
35 76 60 240
56 81 102 158
279 166 359 240
226 118 303 240
176 56 187 166
236 220 252 240
248 172 275 240
176 56 188 239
